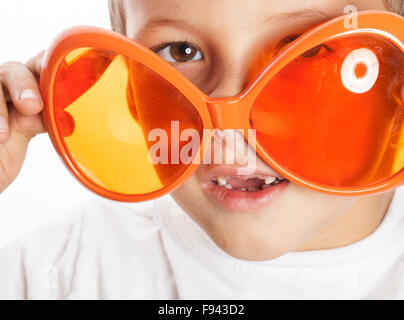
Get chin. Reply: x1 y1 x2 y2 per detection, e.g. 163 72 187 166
204 218 292 261
172 189 291 261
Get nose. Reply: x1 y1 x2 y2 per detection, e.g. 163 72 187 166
208 46 251 98
209 70 247 99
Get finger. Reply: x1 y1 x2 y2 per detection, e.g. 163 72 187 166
26 51 45 76
12 110 45 137
0 61 43 116
0 84 10 142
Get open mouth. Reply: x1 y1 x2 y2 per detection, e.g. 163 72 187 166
202 167 290 212
212 175 286 192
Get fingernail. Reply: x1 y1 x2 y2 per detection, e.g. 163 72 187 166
19 89 39 102
0 117 8 133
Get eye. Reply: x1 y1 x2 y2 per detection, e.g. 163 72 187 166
154 42 203 63
270 34 301 58
340 48 380 94
302 44 333 58
272 35 332 59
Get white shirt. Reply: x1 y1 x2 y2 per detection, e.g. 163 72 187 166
1 186 404 300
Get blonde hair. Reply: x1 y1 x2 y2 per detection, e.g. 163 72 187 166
108 0 404 34
108 0 126 34
384 0 404 15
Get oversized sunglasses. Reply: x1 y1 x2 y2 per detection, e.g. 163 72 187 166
40 11 404 202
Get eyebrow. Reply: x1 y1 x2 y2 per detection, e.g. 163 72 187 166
140 8 334 35
140 17 198 34
264 8 333 23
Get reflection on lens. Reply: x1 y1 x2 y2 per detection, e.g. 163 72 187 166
341 48 379 94
53 48 203 195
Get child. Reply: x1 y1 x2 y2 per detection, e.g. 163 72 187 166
0 0 403 299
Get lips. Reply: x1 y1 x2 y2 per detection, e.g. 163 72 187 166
200 165 290 213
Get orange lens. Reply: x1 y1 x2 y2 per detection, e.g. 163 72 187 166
53 48 203 195
251 34 404 188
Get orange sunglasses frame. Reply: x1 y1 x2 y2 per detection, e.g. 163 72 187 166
40 10 404 202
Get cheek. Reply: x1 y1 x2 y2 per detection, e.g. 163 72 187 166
275 183 356 222
171 174 206 209
258 182 356 234
172 62 215 94
170 174 214 231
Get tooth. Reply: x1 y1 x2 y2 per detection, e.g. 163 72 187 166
217 176 227 187
248 187 258 192
265 177 276 185
239 188 247 192
225 184 233 190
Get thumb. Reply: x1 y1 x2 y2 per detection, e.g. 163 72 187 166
26 51 45 76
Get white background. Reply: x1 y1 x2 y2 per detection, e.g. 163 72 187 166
0 0 138 247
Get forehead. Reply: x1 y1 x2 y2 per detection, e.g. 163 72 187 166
124 0 385 34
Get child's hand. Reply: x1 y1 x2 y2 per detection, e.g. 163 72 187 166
0 52 46 193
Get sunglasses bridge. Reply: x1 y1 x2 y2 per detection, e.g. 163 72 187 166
205 97 250 131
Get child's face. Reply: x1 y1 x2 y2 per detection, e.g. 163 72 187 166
123 0 391 260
